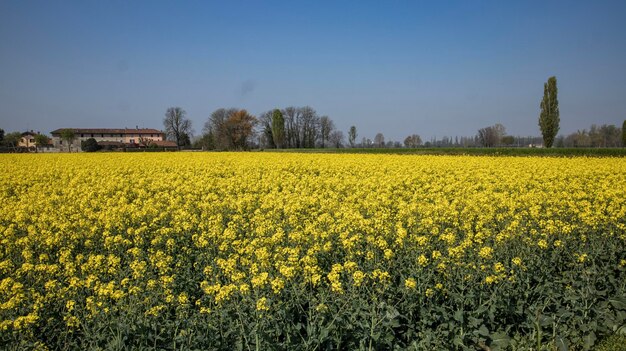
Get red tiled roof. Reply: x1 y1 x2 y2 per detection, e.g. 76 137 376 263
51 128 163 135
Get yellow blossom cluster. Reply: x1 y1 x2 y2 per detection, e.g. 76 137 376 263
0 152 625 342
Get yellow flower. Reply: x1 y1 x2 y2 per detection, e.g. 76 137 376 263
538 240 548 249
479 247 493 260
256 297 269 311
405 278 417 290
352 271 366 287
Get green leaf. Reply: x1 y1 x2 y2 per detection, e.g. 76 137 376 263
490 331 511 348
453 335 465 347
477 325 490 337
610 297 626 311
583 331 596 350
555 335 569 351
454 310 464 323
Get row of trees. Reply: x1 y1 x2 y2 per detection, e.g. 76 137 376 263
561 123 624 148
256 106 348 149
169 106 361 151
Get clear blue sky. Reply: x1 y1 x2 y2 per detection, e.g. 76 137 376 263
1 0 625 141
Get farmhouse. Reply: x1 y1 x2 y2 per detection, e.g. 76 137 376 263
18 131 38 148
50 127 175 151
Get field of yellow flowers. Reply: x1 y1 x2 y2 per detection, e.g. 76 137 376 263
1 153 625 350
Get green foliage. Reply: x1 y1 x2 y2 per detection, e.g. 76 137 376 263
501 135 515 146
194 133 216 150
2 132 21 148
539 76 560 148
33 134 51 151
81 138 101 152
60 129 76 152
271 109 285 149
596 334 626 351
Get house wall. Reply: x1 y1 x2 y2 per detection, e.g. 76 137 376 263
18 136 36 148
51 131 165 151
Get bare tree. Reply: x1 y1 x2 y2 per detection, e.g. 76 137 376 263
403 134 422 148
329 130 344 148
164 107 193 150
205 108 237 150
300 106 319 148
477 127 497 147
257 110 275 149
283 106 301 148
374 133 385 147
319 116 335 148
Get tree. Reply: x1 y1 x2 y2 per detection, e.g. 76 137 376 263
319 116 334 148
194 133 215 150
81 138 101 152
60 129 76 152
205 108 238 150
34 134 51 152
403 134 422 148
374 133 385 147
163 107 193 150
0 129 4 144
328 130 344 148
3 132 21 150
493 123 506 144
477 126 497 147
623 120 626 147
225 109 257 150
256 110 275 149
300 106 319 148
271 109 285 148
180 132 191 147
348 126 357 147
501 135 515 146
539 76 560 148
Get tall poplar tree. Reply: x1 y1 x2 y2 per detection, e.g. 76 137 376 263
539 76 560 148
271 109 285 149
348 126 357 147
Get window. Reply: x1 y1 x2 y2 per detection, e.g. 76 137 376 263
101 134 104 137
81 134 84 137
91 134 94 137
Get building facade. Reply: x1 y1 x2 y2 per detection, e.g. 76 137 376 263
50 128 167 151
18 131 37 148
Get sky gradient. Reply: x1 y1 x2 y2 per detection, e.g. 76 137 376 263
1 0 625 142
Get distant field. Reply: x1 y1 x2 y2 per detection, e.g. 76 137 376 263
1 153 625 350
268 147 626 156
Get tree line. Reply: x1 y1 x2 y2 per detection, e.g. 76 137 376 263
164 106 360 151
2 76 626 152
